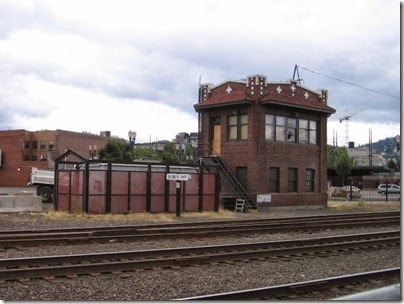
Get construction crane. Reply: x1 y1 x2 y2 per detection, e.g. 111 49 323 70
339 108 365 147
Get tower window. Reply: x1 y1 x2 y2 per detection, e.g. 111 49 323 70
288 168 298 192
269 167 280 192
228 114 248 141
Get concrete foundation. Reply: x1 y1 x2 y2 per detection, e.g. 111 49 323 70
257 204 327 212
0 195 42 212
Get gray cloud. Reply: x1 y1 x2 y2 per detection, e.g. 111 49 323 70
0 0 399 143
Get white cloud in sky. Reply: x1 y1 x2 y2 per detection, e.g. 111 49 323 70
5 75 197 142
328 120 400 147
0 0 400 146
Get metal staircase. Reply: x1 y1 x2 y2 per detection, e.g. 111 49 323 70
210 155 256 210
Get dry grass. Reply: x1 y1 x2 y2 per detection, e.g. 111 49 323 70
327 200 401 212
181 209 236 219
42 209 238 222
41 201 400 222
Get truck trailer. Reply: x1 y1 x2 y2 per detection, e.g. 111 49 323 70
28 167 54 203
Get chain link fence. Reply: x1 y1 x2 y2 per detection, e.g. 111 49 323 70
329 186 400 202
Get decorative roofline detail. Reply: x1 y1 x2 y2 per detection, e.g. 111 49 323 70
195 74 335 114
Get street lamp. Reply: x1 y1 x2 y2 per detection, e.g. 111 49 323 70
176 143 185 163
128 130 137 161
89 145 97 160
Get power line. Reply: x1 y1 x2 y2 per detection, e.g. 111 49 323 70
299 66 400 100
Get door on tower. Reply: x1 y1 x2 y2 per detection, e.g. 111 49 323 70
211 118 221 156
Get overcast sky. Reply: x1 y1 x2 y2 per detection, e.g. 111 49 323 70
0 0 400 146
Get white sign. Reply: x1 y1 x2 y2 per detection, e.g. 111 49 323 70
257 194 271 203
166 173 191 181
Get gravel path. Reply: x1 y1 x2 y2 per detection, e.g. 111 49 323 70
0 202 400 301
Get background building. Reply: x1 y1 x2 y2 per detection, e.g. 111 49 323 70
0 129 115 186
348 144 386 167
330 142 397 189
194 74 335 209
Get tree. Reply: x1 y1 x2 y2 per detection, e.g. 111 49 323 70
98 139 131 162
335 147 355 186
327 145 337 167
184 144 196 162
387 159 398 171
161 142 180 164
134 146 159 160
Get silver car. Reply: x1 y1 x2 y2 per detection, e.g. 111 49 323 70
377 184 400 194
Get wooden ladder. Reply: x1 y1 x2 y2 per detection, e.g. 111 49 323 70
234 199 245 212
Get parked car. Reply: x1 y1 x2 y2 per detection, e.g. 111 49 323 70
330 187 347 198
342 185 361 198
377 184 400 194
330 186 361 199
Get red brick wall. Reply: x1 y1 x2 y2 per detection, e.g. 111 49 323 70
0 129 113 186
195 76 333 208
216 105 326 207
0 130 33 186
56 130 112 160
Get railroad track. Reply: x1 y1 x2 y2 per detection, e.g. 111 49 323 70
0 211 399 247
0 230 399 282
177 268 400 300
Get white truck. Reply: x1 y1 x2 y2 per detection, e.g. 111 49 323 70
28 167 55 203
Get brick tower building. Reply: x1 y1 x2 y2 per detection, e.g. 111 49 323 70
194 74 335 209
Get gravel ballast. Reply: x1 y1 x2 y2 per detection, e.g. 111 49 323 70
0 202 400 301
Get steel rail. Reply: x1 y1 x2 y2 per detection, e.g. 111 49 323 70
0 211 398 235
0 230 399 281
176 268 400 300
0 214 399 247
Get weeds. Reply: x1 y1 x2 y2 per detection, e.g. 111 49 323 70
327 200 400 212
41 201 399 222
42 209 237 222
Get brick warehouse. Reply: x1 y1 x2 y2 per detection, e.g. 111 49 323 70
194 74 336 209
0 129 114 186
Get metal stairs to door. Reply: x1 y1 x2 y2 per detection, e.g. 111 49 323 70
210 155 256 210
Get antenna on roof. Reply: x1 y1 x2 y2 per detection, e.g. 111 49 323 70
292 65 303 85
198 75 202 102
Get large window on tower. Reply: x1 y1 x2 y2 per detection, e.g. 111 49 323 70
228 114 248 141
265 114 296 142
265 114 317 145
298 119 317 144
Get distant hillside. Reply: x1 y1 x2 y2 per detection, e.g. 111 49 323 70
358 136 400 160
